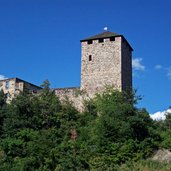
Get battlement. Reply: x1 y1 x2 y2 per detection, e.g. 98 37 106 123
80 31 133 51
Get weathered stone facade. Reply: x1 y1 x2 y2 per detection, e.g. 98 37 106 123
0 78 42 102
81 37 121 96
54 87 84 110
80 31 133 97
121 38 132 91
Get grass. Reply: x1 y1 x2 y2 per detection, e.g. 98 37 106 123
118 160 171 171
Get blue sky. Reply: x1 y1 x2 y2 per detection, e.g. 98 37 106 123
0 0 171 114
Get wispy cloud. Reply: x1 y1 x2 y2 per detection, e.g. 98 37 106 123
150 108 171 120
154 64 171 80
155 65 163 70
167 66 171 79
132 58 145 71
0 75 7 80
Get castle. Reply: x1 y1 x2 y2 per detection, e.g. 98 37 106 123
54 30 133 109
0 29 133 109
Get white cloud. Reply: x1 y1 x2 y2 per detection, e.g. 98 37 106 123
154 65 171 80
150 108 171 121
132 72 140 78
167 66 171 79
155 65 163 70
0 75 7 80
132 58 145 71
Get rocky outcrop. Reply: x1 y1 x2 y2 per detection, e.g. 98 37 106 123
151 149 171 163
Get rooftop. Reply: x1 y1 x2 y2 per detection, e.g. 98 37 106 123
80 31 121 42
0 77 42 89
81 30 133 51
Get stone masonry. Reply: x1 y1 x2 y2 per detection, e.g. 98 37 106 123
54 87 84 110
0 78 42 103
80 31 133 97
121 37 132 91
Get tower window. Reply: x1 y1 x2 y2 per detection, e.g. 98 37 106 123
87 40 92 44
110 37 115 41
5 81 10 89
99 38 104 43
89 55 92 61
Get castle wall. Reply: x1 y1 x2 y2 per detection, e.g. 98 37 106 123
54 87 84 111
121 39 132 91
81 37 122 97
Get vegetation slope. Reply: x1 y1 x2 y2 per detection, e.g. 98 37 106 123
0 81 171 171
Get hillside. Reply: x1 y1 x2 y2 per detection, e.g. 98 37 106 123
0 81 171 170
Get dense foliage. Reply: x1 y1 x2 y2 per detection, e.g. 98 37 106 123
0 82 170 170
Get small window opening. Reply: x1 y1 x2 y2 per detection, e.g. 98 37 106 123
32 90 37 94
5 81 9 89
87 40 93 44
110 37 115 41
89 55 92 61
99 38 104 43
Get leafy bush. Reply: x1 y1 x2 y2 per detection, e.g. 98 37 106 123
0 84 166 170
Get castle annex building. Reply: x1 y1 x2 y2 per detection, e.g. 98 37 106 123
0 78 42 102
0 30 133 107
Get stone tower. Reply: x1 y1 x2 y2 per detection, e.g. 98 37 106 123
80 30 133 96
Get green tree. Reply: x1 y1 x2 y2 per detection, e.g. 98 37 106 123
0 90 6 137
0 85 163 170
0 90 6 107
82 89 159 168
